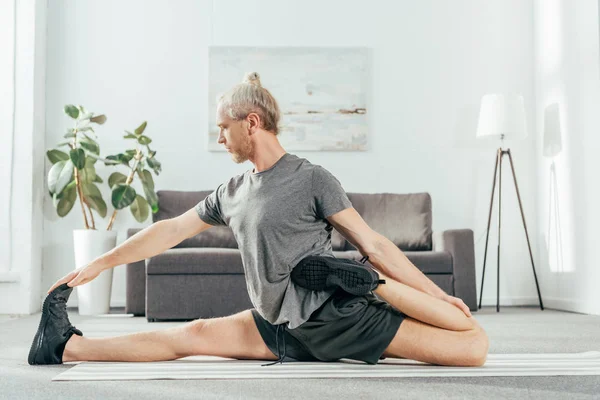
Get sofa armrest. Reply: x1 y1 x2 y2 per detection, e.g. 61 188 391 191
125 228 146 316
432 229 477 311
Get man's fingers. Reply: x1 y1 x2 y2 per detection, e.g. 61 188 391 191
47 271 79 294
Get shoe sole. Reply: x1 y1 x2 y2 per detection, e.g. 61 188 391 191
294 256 379 296
28 287 54 365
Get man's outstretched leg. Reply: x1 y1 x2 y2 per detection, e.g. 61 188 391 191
29 284 278 364
62 310 278 363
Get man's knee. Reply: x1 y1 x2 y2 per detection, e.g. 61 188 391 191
181 317 209 337
466 326 489 367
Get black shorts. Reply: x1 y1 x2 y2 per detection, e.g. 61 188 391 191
251 287 406 365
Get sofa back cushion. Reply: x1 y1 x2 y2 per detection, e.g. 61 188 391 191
343 192 432 251
154 190 238 249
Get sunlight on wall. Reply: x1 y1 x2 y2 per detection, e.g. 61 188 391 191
542 93 576 275
539 0 563 78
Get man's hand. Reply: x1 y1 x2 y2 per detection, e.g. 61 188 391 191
47 261 106 294
438 293 472 317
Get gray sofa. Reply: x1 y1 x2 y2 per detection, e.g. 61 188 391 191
125 190 477 321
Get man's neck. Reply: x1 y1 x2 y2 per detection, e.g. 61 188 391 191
249 135 287 173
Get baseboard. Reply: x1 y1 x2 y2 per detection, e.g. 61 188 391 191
479 296 599 315
479 296 542 306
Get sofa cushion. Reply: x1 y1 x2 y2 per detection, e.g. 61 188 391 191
146 248 244 275
332 250 452 274
345 192 432 251
154 190 238 249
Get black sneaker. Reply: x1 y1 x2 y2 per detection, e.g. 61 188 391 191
28 283 83 365
291 255 385 295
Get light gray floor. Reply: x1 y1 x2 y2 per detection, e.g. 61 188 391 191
1 306 599 400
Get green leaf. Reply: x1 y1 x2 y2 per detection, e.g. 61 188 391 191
79 137 100 155
64 132 76 139
82 182 102 199
122 153 134 163
146 157 161 175
145 188 159 213
90 114 107 125
108 172 128 189
135 160 145 173
48 160 74 194
46 149 69 164
93 175 103 183
56 141 71 147
83 132 97 142
148 149 157 158
123 133 137 139
134 121 147 136
85 155 97 166
124 149 137 157
81 182 108 217
69 148 86 169
112 184 136 209
139 167 158 214
137 135 152 145
79 161 96 183
64 105 79 119
53 180 76 207
85 194 107 218
105 153 132 167
56 182 77 217
139 169 155 190
130 195 149 223
103 155 124 166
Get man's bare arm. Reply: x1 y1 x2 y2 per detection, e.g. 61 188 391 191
95 208 213 271
326 207 447 298
47 208 214 293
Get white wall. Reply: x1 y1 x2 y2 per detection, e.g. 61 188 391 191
0 0 47 314
533 0 600 314
37 0 539 310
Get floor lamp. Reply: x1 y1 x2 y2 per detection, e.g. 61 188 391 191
476 93 544 312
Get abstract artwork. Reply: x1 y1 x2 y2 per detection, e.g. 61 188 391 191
208 47 369 151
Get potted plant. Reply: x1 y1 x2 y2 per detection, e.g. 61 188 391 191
46 105 162 315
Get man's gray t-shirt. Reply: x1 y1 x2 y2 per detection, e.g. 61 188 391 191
195 152 352 329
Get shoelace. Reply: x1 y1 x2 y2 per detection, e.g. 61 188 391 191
261 323 287 366
359 255 386 290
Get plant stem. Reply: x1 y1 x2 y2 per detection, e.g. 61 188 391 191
85 200 96 229
106 150 143 231
74 167 90 229
70 131 90 230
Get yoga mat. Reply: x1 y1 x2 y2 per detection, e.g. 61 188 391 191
53 351 600 381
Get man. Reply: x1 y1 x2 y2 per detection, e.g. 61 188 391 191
30 72 488 367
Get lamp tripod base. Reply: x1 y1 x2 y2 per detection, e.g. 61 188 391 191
478 148 544 312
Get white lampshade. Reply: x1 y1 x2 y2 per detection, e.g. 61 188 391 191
476 94 527 140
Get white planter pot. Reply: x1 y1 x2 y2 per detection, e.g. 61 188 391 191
73 229 118 315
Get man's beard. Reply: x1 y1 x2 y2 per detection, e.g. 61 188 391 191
231 138 253 164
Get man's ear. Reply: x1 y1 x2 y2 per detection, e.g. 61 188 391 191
247 113 260 133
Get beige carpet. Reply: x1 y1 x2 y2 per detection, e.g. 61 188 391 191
53 351 600 381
